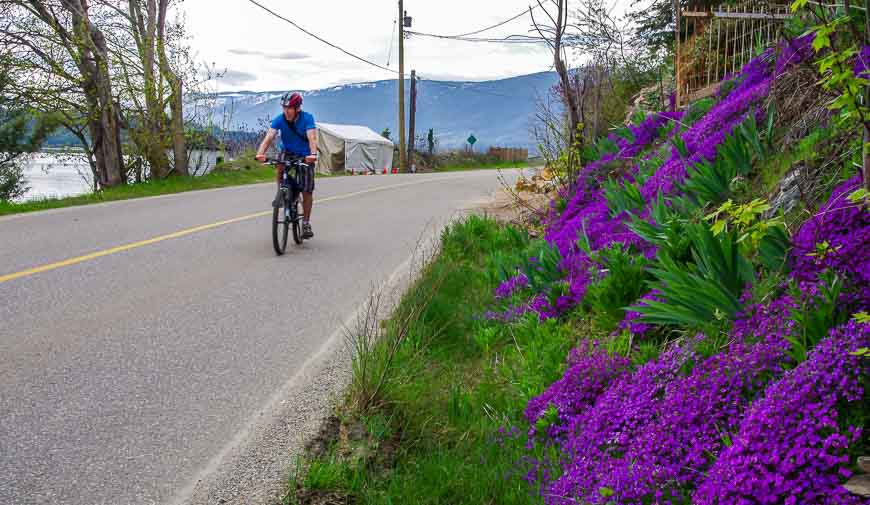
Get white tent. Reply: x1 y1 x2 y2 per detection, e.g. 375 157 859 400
316 123 394 174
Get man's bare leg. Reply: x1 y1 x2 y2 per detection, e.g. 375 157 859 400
302 192 313 221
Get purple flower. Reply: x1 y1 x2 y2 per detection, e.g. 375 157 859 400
525 342 630 441
855 45 870 79
791 175 870 306
495 273 529 300
695 321 870 505
616 289 664 336
777 33 816 75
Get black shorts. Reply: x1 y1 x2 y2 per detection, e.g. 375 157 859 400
281 152 315 193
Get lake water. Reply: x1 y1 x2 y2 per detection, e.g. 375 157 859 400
17 150 223 201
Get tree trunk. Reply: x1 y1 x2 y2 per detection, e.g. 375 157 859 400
532 0 582 148
62 0 125 187
91 25 125 186
593 65 602 138
169 79 187 176
130 0 171 179
157 0 188 176
555 58 581 145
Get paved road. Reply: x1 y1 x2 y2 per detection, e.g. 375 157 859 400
0 171 511 505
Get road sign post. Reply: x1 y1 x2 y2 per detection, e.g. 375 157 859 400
467 134 477 153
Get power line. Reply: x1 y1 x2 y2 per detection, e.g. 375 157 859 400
440 4 541 38
241 0 553 97
386 17 397 66
406 31 548 44
243 0 398 74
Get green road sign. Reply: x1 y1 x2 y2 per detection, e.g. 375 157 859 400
467 134 477 145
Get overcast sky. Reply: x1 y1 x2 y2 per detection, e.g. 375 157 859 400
182 0 568 92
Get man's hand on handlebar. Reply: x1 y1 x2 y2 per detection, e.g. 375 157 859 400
256 153 315 164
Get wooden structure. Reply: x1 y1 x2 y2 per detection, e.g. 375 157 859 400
676 1 791 106
488 147 529 162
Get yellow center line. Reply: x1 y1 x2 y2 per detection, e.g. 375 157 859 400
0 176 469 285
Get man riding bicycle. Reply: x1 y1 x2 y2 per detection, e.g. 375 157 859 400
256 92 317 239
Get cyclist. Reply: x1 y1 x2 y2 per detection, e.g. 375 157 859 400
256 92 317 239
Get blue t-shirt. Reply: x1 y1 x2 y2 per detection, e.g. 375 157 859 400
271 111 316 156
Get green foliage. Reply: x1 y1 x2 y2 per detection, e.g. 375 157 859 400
604 178 645 217
598 134 622 157
627 0 678 52
633 223 754 329
628 193 696 263
489 233 564 296
498 316 577 402
786 272 850 364
706 198 791 273
848 187 869 204
793 1 870 130
0 55 58 201
584 244 652 331
681 111 775 206
683 97 716 126
290 216 574 504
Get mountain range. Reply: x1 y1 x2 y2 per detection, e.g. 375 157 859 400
203 71 559 151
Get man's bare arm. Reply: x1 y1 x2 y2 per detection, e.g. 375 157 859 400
307 129 317 161
256 128 279 160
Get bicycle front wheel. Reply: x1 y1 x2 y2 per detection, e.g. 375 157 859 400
272 206 289 255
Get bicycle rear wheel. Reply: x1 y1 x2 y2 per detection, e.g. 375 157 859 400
272 198 289 255
291 198 303 245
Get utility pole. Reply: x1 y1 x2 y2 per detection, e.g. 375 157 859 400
407 69 417 172
398 0 407 172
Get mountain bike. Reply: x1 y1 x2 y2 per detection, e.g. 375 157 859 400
266 156 307 255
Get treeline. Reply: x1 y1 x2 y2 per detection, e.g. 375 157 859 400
0 1 226 199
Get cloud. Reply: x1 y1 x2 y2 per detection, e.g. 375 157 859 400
219 69 258 86
228 48 309 60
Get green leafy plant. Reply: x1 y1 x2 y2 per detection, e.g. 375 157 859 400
786 271 849 364
604 178 645 217
628 193 696 264
706 198 791 272
681 111 776 206
791 0 870 192
584 244 652 330
632 223 755 329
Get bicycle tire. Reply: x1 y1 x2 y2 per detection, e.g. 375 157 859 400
291 198 303 245
272 206 289 255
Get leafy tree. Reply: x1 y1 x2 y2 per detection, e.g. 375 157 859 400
0 53 56 201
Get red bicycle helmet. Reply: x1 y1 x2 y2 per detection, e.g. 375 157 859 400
281 92 303 108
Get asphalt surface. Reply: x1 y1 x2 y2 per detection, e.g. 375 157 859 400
0 170 512 505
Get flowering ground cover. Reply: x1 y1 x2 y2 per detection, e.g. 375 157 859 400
484 35 870 505
286 27 869 505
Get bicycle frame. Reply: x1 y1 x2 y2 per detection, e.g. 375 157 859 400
271 156 306 216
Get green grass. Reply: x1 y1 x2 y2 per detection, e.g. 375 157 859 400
436 159 536 172
287 216 577 505
0 159 340 217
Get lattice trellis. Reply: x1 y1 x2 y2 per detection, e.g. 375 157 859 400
676 1 791 105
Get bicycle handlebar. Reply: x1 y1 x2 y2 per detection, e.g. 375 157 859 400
263 156 307 166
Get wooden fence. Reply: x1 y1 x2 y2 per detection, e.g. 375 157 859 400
487 147 529 162
676 1 791 105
